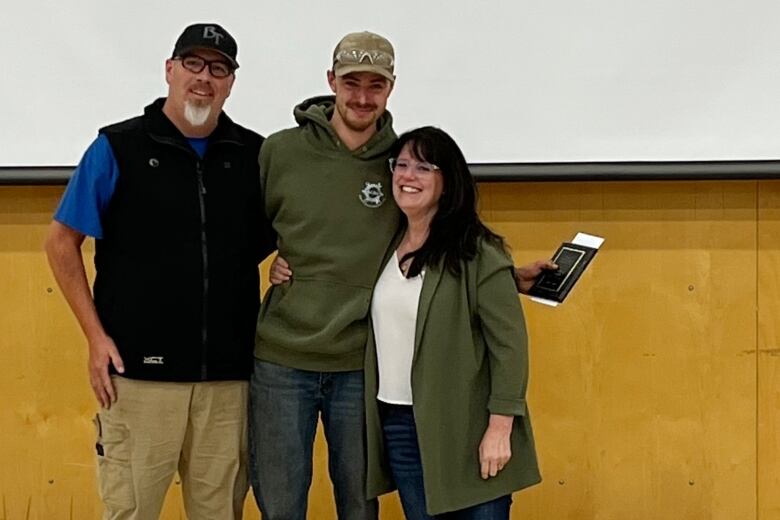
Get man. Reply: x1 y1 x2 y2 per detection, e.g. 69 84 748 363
45 23 273 520
249 31 398 520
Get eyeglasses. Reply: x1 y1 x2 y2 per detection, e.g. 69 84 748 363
388 158 440 175
335 49 394 67
174 55 234 79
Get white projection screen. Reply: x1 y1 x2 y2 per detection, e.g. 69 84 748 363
3 0 780 166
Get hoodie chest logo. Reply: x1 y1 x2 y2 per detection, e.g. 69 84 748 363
359 181 385 208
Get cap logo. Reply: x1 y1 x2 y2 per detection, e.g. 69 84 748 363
203 26 224 45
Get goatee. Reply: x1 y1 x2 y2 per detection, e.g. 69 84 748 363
184 101 212 127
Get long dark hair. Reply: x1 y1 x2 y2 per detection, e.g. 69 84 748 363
392 126 506 277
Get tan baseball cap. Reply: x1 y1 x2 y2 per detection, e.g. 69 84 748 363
332 31 395 82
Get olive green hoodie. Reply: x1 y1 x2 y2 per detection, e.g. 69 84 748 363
254 96 400 371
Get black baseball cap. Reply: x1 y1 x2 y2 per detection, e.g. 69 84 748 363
172 23 239 69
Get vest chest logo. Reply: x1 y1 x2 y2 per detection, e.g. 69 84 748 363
143 356 164 365
359 181 385 208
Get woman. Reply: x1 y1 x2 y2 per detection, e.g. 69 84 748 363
365 126 541 518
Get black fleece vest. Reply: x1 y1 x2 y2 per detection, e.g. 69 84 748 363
94 98 273 381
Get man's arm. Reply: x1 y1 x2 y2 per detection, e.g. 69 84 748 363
270 257 556 292
45 221 124 408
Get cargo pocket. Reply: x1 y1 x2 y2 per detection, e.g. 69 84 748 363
94 413 136 511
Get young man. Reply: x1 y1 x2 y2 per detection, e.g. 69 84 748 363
45 23 273 520
249 31 398 520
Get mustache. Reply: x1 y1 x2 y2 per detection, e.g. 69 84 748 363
189 80 214 94
347 102 377 110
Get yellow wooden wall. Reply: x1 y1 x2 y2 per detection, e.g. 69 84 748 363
0 180 776 519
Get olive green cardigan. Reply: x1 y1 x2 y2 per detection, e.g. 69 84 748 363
364 238 541 514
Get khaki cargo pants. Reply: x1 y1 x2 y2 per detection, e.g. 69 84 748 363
93 376 248 520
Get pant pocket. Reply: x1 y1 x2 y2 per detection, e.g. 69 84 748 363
94 413 136 511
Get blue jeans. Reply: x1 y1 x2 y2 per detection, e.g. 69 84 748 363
379 402 512 520
249 359 378 520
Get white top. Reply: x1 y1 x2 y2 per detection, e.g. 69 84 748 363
371 251 423 405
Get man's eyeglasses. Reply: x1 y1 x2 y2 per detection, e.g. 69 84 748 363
389 158 440 175
175 55 234 79
335 49 394 67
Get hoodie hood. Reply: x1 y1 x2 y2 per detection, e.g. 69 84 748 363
292 95 396 159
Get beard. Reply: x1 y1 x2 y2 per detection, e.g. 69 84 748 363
337 102 378 132
184 100 212 127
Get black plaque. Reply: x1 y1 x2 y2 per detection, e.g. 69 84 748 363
528 242 598 303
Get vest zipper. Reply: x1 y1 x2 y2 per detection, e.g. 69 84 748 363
196 160 209 379
149 132 234 380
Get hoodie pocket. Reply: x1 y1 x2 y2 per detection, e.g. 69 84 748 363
258 277 373 355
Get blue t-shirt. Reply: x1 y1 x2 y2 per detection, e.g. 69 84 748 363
189 137 208 158
54 134 209 238
54 134 119 238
